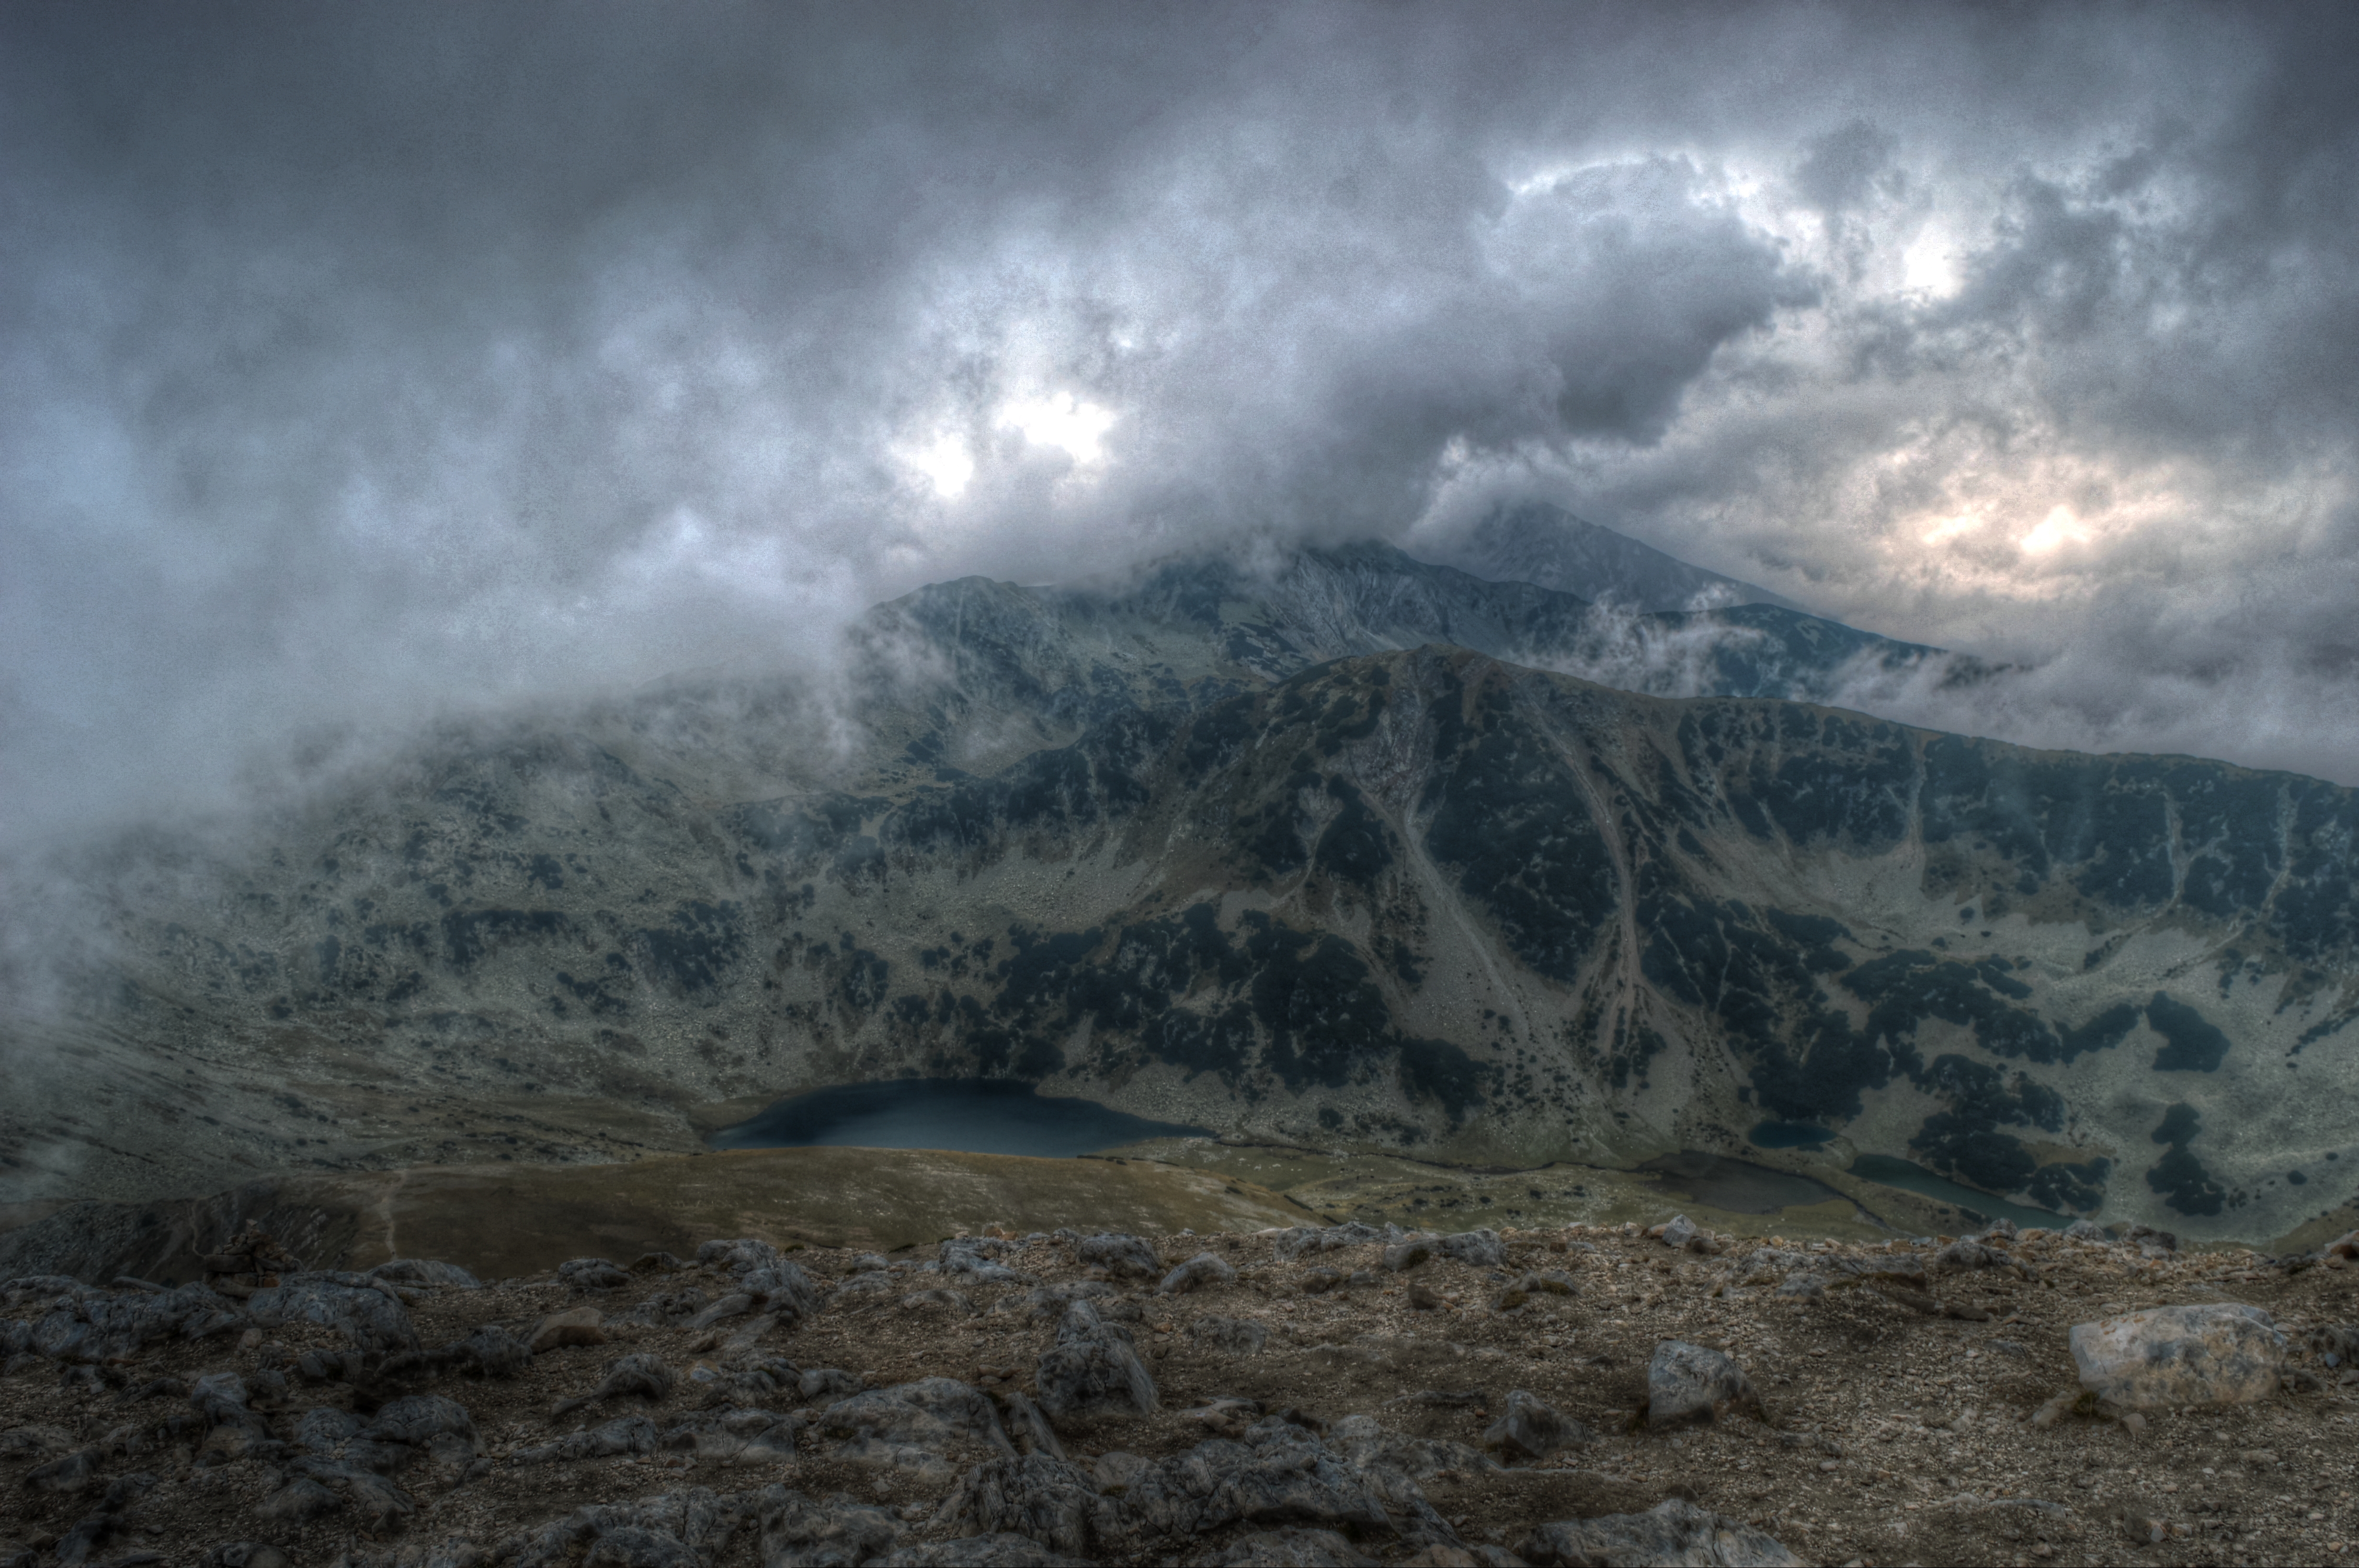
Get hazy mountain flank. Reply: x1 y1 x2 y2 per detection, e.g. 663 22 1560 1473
3 540 2353 1246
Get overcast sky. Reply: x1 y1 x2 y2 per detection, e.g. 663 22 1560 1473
5 2 2357 849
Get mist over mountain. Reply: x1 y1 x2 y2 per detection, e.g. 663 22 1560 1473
6 536 2351 1250
1419 503 1805 615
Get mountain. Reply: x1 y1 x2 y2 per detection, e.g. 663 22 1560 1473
855 541 1966 760
1421 501 1806 612
3 543 2352 1245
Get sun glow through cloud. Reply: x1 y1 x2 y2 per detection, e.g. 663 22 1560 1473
1900 227 1963 296
2020 506 2090 554
1000 393 1116 466
904 432 975 499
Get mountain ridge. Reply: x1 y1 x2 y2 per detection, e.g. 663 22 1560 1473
6 610 2353 1244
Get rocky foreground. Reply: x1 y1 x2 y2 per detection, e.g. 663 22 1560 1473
4 1216 2357 1568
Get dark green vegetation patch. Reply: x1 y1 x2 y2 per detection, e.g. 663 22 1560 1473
1906 1052 2064 1198
2145 991 2232 1072
2146 1100 2227 1217
963 901 1492 1126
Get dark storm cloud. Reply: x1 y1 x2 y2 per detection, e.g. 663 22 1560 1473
3 1 2358 853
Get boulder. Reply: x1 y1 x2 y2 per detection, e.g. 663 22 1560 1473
1326 1414 1495 1492
292 1405 363 1454
209 1544 291 1568
1492 1271 1577 1311
286 1453 416 1527
246 1275 418 1355
655 1408 803 1464
512 1416 660 1464
495 1491 737 1567
948 1452 1102 1559
813 1376 1013 1474
1191 1315 1270 1356
257 1476 341 1521
189 1371 272 1446
529 1306 608 1354
1646 1341 1761 1428
876 1537 1091 1566
799 1367 864 1401
1194 1529 1378 1566
1381 1238 1437 1273
362 1394 482 1465
369 1258 483 1289
553 1352 674 1416
1035 1300 1158 1419
1189 1397 1266 1438
686 1292 759 1330
29 1283 248 1363
1269 1222 1383 1260
451 1323 532 1376
1160 1252 1238 1295
998 1389 1067 1458
581 1527 700 1567
557 1257 631 1291
1435 1230 1507 1269
696 1238 782 1274
756 1487 902 1566
1109 1420 1394 1541
1656 1215 1699 1250
831 1271 902 1304
2070 1304 2287 1409
739 1261 823 1324
1077 1233 1163 1280
941 1238 1031 1285
1930 1239 2018 1274
1480 1390 1597 1461
24 1447 99 1494
1519 1498 1799 1566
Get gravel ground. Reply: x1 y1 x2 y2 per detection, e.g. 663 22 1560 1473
2 1218 2354 1566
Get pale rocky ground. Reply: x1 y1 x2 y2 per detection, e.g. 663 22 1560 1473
4 1212 2357 1568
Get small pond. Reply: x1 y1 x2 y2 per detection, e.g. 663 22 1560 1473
1635 1150 1853 1216
1746 1120 1835 1150
708 1078 1211 1158
1846 1154 2067 1232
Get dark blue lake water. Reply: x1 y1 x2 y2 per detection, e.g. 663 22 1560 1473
1847 1154 2066 1231
1746 1121 1834 1149
708 1079 1212 1158
1636 1151 1852 1215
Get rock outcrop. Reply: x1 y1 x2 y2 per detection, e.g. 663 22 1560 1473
7 1211 2355 1565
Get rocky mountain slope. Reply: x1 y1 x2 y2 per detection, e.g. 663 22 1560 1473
2 542 2353 1245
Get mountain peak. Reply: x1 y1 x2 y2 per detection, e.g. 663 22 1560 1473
1420 501 1805 614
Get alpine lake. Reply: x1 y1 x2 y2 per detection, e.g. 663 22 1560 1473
710 1079 2060 1242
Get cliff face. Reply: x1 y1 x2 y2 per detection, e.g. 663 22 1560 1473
5 549 2355 1242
